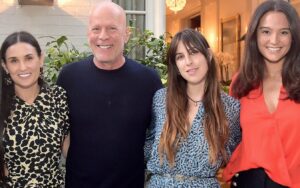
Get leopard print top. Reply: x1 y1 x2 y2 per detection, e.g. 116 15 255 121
3 85 70 188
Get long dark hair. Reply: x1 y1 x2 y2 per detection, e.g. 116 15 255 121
232 0 300 102
158 28 229 166
0 31 44 182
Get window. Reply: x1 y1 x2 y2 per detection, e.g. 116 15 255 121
112 0 146 31
112 0 146 59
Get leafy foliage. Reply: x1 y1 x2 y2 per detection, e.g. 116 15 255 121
42 36 91 84
125 29 169 85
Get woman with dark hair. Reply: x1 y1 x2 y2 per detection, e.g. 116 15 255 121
145 28 241 187
223 0 300 187
0 31 70 187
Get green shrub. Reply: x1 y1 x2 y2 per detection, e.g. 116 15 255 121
125 29 169 85
41 36 91 84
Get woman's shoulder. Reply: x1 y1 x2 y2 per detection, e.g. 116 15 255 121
221 92 240 112
154 88 166 97
152 88 166 107
42 85 67 99
47 85 66 93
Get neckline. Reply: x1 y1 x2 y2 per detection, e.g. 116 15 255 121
15 86 45 106
262 85 285 115
250 85 285 115
91 55 127 72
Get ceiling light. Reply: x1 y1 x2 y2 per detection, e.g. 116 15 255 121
166 0 186 13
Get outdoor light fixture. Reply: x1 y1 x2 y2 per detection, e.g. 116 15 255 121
166 0 186 13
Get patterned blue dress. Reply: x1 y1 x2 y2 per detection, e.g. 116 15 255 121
145 88 241 188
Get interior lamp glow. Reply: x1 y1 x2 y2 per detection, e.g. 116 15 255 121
166 0 186 13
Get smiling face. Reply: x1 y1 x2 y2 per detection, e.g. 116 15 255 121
175 41 208 87
257 11 292 65
88 2 129 70
2 42 43 92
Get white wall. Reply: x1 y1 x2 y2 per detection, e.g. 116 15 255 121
0 0 165 52
146 0 165 38
0 0 102 51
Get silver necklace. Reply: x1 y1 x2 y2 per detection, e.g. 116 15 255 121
187 96 201 106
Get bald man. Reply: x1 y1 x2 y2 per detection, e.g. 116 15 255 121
57 2 162 187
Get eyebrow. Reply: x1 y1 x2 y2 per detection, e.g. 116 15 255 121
187 47 198 52
7 53 34 60
6 56 19 62
258 26 290 30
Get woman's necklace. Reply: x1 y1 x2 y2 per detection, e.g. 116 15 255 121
187 95 201 106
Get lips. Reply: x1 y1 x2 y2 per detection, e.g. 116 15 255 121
186 67 198 73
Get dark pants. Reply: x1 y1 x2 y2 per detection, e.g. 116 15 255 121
231 168 288 188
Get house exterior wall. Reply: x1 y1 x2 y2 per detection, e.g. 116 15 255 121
0 0 165 51
0 0 97 51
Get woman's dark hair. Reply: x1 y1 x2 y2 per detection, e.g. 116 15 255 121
0 31 44 182
159 28 229 166
232 0 300 102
